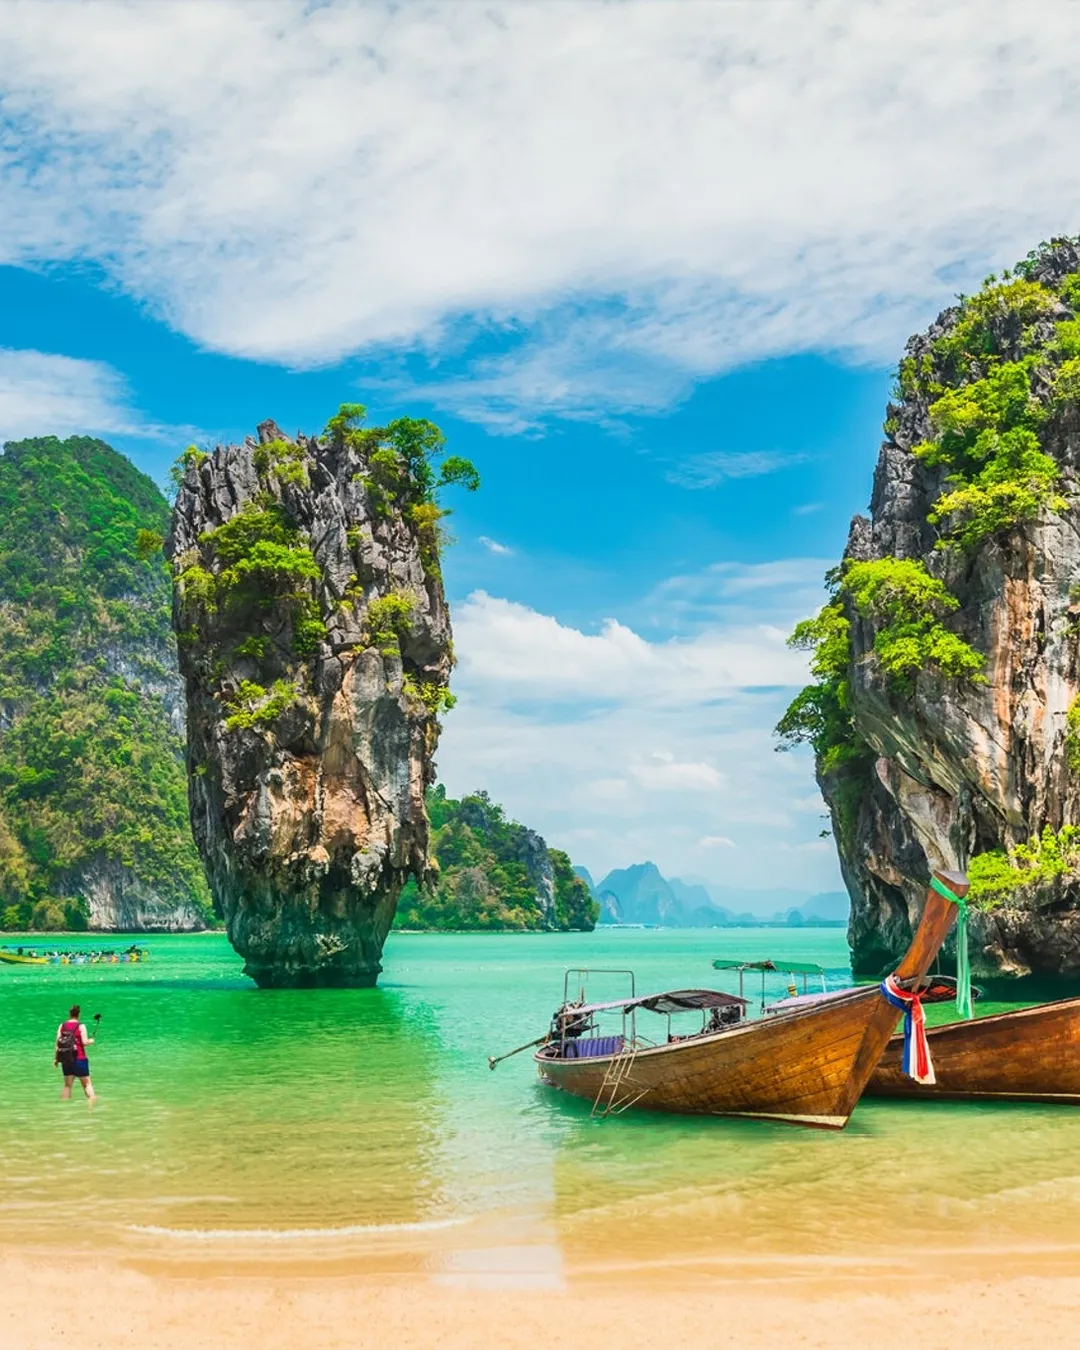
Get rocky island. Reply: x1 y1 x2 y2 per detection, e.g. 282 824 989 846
167 406 474 986
780 238 1080 979
0 436 210 932
394 786 597 931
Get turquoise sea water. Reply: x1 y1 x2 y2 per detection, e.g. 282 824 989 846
3 927 1080 1277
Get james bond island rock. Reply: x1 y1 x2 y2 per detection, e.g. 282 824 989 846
778 239 1080 980
166 406 476 986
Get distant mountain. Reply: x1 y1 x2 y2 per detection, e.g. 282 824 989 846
595 862 682 926
797 891 849 922
594 863 849 928
573 866 597 896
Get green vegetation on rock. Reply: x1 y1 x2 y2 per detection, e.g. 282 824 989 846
327 402 478 578
777 557 982 763
223 679 298 732
1067 694 1080 772
896 264 1080 549
968 825 1080 906
843 558 984 685
777 557 982 855
393 786 597 931
0 436 211 930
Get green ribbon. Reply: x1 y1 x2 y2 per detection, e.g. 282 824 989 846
929 874 973 1020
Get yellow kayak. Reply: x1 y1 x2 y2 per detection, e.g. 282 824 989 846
0 951 49 965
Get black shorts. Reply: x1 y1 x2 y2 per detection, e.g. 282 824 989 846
61 1057 90 1078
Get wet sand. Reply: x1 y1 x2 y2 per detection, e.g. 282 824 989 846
5 1246 1080 1350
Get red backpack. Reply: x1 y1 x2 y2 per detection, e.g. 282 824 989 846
56 1020 81 1059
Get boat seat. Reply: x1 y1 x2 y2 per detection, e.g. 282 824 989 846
564 1035 624 1059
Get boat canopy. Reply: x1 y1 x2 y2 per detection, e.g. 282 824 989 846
567 987 749 1017
712 959 826 975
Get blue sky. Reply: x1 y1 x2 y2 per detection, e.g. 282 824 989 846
3 1 1080 892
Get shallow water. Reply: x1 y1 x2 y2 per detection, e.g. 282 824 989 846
3 928 1080 1277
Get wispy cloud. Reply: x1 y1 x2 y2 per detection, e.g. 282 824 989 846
478 535 514 557
665 450 809 490
4 3 1080 425
0 347 199 448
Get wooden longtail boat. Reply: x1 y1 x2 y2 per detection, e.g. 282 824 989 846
532 869 967 1129
867 994 1080 1104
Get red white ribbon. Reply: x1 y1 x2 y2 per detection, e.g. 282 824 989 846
880 975 935 1085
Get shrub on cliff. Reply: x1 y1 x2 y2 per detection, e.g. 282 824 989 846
777 557 983 761
968 826 1080 906
325 403 478 579
893 260 1080 549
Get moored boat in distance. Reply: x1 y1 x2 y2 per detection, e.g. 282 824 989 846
0 944 150 966
867 994 1080 1104
528 868 967 1129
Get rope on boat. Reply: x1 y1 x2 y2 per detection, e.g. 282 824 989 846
878 871 970 1082
929 873 973 1020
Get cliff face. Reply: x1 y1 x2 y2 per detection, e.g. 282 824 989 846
167 415 454 986
0 436 209 933
816 240 1080 977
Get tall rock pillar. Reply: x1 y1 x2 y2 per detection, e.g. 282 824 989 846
166 412 456 986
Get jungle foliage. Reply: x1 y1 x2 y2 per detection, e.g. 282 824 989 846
776 557 983 763
896 261 1080 549
326 403 478 579
393 786 598 932
0 436 211 929
968 825 1080 906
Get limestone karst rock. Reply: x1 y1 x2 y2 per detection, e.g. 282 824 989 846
790 239 1080 979
0 435 209 932
166 412 457 986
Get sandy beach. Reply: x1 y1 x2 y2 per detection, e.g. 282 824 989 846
5 1246 1080 1350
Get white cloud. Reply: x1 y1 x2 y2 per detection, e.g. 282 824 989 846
438 569 839 888
453 591 809 701
0 348 140 442
665 450 808 490
630 752 724 792
3 3 1080 422
478 536 514 557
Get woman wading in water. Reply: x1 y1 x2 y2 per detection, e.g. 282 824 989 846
55 1004 96 1105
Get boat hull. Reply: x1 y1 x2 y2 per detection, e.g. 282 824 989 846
0 953 48 965
866 996 1080 1103
535 877 962 1129
538 985 885 1127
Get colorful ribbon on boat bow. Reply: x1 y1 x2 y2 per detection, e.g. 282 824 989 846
880 975 935 1084
929 873 972 1020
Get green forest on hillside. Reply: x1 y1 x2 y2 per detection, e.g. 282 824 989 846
394 786 598 931
0 436 211 930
